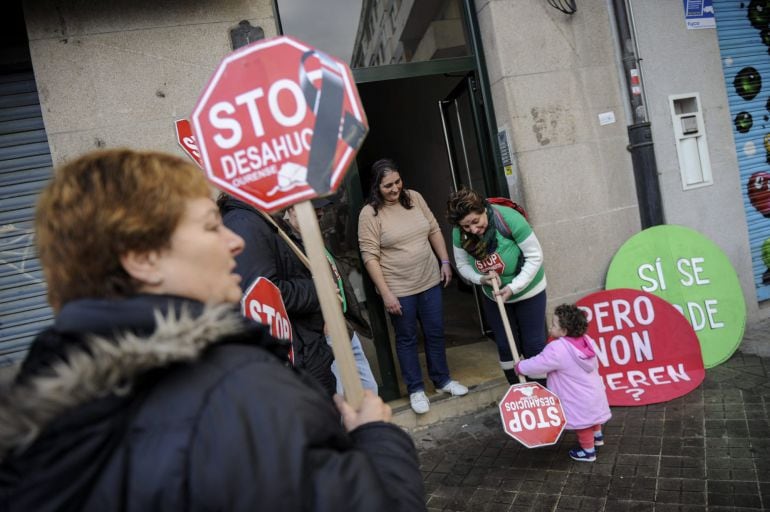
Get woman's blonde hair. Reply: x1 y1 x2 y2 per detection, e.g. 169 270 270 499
35 149 211 310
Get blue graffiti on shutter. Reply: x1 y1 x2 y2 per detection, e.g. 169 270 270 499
715 0 770 300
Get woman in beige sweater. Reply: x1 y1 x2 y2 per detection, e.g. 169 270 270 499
358 158 467 414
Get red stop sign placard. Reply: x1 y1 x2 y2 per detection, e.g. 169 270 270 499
499 383 566 448
175 119 203 167
577 289 705 406
241 277 293 363
191 35 368 213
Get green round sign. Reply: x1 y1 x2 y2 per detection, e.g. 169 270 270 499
606 225 746 368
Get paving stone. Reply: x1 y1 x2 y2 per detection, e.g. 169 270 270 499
416 346 770 510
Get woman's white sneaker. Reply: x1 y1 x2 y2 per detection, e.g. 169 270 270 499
438 380 468 396
409 391 430 414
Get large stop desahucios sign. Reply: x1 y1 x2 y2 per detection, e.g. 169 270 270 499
499 383 566 448
192 36 368 213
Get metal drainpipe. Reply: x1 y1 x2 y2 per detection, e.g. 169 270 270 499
611 0 664 228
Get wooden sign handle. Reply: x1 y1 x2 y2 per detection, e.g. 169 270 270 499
254 208 312 269
491 278 526 384
294 200 364 408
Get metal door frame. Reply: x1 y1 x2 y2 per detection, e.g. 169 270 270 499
438 72 493 337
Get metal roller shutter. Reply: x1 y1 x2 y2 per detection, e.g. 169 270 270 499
0 68 54 368
715 1 770 301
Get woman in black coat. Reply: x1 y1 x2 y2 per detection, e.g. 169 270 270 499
0 149 425 511
218 194 336 396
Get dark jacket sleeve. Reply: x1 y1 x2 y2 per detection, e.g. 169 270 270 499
187 348 426 511
223 208 320 315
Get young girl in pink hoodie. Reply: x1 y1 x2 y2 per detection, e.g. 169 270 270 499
515 304 611 462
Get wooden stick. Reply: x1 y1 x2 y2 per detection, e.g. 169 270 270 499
294 200 364 408
254 208 312 269
491 278 526 384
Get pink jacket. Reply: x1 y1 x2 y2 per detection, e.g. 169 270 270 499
516 335 611 430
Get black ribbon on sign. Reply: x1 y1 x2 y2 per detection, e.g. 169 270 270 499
299 50 367 193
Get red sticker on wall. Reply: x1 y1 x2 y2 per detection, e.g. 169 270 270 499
576 289 705 406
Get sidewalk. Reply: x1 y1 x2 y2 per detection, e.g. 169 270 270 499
411 320 770 511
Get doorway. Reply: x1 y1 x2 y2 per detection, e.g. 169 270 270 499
353 71 496 398
438 73 496 338
274 0 504 400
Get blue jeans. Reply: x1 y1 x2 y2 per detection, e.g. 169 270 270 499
389 284 452 394
328 332 379 395
482 290 547 367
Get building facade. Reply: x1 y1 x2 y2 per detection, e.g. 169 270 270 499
1 0 762 393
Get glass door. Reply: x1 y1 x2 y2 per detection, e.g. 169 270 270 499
438 72 492 336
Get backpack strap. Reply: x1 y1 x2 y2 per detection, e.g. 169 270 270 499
487 196 528 220
490 206 525 275
491 206 513 240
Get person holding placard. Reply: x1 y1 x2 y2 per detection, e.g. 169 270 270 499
284 199 379 395
358 158 467 415
219 194 337 396
446 187 547 385
0 149 425 511
515 304 612 462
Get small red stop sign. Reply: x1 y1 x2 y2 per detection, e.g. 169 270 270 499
241 277 293 363
499 383 566 448
174 119 202 167
191 35 368 213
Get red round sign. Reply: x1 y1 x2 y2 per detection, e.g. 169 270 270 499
241 277 293 362
577 289 705 406
191 35 368 213
498 383 566 448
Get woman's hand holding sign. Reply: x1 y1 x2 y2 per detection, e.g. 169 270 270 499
480 271 500 288
334 390 392 432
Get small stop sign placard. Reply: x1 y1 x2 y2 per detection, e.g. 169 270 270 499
241 277 293 362
175 119 203 167
499 383 566 448
191 35 367 213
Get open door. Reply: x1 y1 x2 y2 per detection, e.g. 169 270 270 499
353 69 501 399
439 73 492 191
438 72 493 336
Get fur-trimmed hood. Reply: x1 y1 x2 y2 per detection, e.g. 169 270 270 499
0 301 252 462
0 297 427 512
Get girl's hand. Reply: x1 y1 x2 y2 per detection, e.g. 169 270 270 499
480 271 500 287
383 291 402 316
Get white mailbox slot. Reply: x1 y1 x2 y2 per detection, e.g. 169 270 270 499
669 93 713 190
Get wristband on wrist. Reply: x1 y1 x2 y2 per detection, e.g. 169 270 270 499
440 260 450 265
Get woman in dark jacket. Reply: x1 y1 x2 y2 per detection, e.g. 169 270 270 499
0 149 425 512
218 195 336 396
